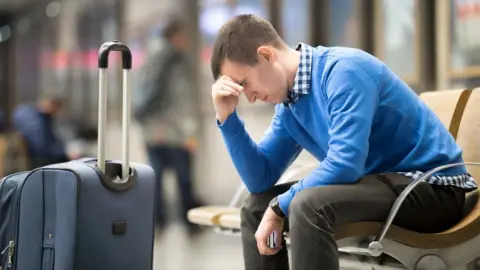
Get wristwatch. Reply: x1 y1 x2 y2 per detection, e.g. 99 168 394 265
269 197 285 218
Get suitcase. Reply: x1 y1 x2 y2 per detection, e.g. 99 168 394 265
0 41 156 270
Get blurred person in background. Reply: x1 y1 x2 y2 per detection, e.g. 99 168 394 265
0 109 6 133
12 93 81 169
133 17 203 236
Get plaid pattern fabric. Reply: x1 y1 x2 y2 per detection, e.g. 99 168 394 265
399 171 477 190
284 42 477 191
283 43 313 106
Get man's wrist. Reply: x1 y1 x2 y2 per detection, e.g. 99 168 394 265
216 111 233 124
276 192 291 217
269 197 285 218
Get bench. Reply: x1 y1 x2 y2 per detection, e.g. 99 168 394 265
188 88 478 269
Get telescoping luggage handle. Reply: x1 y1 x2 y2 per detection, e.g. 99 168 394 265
97 41 132 181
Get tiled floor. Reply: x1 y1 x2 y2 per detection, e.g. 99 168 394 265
153 225 244 270
152 222 406 270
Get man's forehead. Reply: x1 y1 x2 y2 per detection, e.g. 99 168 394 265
220 60 248 83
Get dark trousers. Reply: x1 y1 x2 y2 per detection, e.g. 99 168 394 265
241 173 466 270
146 144 198 228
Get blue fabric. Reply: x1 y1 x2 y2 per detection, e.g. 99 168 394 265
12 104 68 165
217 45 471 216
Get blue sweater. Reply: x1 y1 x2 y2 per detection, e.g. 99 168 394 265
218 46 466 216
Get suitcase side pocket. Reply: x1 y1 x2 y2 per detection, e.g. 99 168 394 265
41 247 54 270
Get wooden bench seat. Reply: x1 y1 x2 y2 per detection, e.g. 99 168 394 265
186 206 239 227
218 209 241 230
419 88 471 139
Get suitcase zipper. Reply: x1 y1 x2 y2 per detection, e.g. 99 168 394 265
4 171 31 269
0 241 14 268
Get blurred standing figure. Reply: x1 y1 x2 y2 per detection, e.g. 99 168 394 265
134 17 202 235
12 94 79 169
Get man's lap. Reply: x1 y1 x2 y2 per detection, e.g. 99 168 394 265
244 173 466 233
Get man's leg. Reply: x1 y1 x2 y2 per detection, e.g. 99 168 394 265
288 173 466 270
170 147 198 228
146 144 167 229
241 182 295 270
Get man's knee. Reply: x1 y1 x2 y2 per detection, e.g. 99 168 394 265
241 183 295 217
289 187 335 227
241 192 272 217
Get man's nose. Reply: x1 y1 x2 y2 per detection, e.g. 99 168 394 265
246 91 257 103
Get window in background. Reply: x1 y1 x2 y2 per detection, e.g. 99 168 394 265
280 0 310 47
449 0 480 78
328 0 361 48
375 0 418 83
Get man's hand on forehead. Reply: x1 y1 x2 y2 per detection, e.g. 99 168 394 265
219 75 246 87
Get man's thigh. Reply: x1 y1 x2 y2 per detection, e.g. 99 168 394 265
289 173 465 233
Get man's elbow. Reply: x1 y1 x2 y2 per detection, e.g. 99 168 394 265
325 158 364 184
245 185 270 194
337 165 363 184
243 176 276 194
243 174 278 194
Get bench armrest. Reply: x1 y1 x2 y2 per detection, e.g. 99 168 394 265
368 162 480 256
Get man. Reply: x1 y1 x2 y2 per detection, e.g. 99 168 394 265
210 14 476 270
12 94 77 169
133 18 202 235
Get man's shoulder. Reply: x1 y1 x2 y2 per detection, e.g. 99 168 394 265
312 46 386 86
312 45 381 68
12 104 40 127
13 104 36 117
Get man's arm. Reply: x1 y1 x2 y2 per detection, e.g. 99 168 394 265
277 59 380 216
219 107 303 193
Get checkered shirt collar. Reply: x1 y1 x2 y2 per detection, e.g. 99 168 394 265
283 43 313 106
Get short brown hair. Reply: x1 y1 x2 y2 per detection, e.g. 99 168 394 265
210 14 285 80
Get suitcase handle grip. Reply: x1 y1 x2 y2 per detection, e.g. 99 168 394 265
97 41 132 182
98 40 132 70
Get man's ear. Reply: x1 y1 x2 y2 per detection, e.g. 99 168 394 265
257 46 274 62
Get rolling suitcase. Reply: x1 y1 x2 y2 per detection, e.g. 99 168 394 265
0 41 156 270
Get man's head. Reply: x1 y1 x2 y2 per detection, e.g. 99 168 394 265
38 94 64 116
163 17 189 51
211 14 297 104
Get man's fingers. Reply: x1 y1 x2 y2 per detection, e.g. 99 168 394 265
213 82 242 94
213 83 240 96
215 89 239 97
221 80 243 92
256 235 282 256
255 233 270 255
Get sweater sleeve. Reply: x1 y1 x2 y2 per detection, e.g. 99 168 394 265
277 59 380 216
218 108 303 193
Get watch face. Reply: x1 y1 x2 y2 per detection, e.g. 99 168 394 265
270 197 278 207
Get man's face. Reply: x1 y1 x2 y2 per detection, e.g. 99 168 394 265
172 29 190 51
220 47 288 104
45 100 62 116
